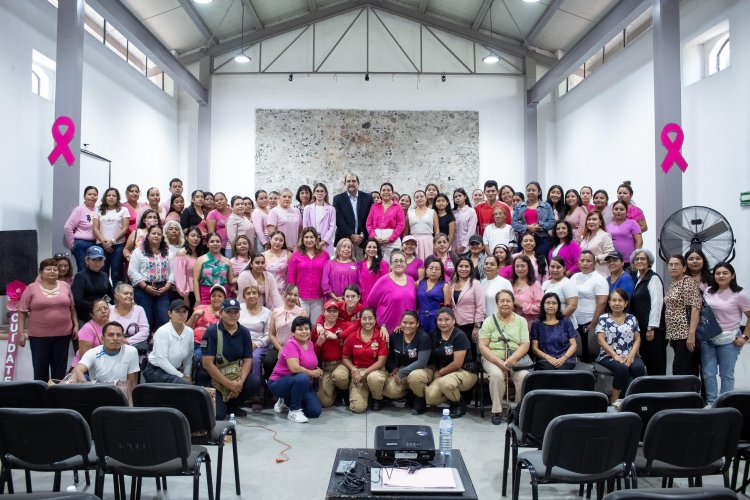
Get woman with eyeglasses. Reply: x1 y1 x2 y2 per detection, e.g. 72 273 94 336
367 251 417 332
70 298 110 369
664 255 702 376
18 258 79 381
109 282 150 355
64 185 99 273
54 253 75 285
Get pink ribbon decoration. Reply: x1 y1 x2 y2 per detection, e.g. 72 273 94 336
47 116 76 166
660 123 688 173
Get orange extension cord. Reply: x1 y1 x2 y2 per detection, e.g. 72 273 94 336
237 422 292 463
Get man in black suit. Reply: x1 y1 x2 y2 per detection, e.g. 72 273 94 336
333 173 373 260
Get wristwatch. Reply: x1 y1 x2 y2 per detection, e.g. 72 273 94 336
742 335 749 341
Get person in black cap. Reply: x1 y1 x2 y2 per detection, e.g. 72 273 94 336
199 298 261 419
461 234 487 280
605 251 634 297
143 300 194 384
71 245 114 326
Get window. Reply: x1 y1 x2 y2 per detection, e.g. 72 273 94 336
683 20 729 85
708 34 730 76
31 50 56 101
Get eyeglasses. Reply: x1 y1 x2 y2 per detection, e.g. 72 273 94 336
54 253 70 259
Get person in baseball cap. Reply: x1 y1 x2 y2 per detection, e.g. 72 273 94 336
86 245 105 259
605 250 634 297
143 299 194 384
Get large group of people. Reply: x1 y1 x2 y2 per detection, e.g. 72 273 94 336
15 175 748 423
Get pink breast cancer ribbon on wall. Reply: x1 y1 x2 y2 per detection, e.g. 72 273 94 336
660 122 688 173
47 116 76 167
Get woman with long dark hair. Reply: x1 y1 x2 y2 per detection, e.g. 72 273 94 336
181 190 206 235
357 239 388 304
664 255 702 376
128 225 174 330
686 248 713 292
92 187 129 285
452 187 476 255
531 292 577 370
511 181 556 258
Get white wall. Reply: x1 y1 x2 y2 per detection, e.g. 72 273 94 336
0 0 181 259
210 73 525 196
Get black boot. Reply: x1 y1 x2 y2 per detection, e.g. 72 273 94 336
412 397 426 415
449 396 466 418
336 390 349 407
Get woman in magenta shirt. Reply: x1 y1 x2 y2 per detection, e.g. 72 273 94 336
322 238 359 301
367 251 417 332
288 227 329 322
357 240 389 303
617 181 648 233
206 192 231 252
606 200 642 269
548 220 582 276
268 316 323 423
366 182 405 261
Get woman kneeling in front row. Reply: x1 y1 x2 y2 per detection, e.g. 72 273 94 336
340 308 389 413
412 308 478 418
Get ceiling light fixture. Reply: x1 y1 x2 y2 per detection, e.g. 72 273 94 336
364 73 370 81
234 2 250 63
522 0 540 3
194 0 214 4
289 73 293 81
441 73 446 82
483 1 499 64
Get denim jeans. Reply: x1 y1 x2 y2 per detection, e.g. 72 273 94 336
133 286 170 331
700 340 741 404
72 239 96 274
268 373 322 417
102 242 126 286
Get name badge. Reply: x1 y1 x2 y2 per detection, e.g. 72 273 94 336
444 345 454 356
371 341 379 350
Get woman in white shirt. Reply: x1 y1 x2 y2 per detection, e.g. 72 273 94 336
542 257 579 329
143 299 194 384
407 190 439 261
571 251 609 362
92 187 130 286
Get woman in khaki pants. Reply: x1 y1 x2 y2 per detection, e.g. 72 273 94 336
382 311 432 414
340 308 389 413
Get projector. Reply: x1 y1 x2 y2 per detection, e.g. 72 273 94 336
374 425 435 463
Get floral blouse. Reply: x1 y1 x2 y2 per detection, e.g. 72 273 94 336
596 313 640 361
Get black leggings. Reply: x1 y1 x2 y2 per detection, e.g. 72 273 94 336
29 335 71 381
671 339 701 376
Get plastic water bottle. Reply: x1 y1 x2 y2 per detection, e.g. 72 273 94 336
439 409 453 457
226 413 237 444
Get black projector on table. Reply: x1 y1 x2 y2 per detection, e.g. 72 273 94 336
374 425 436 463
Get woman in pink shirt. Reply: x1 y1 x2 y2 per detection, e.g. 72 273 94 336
264 284 307 379
561 189 588 242
206 192 232 253
17 258 78 381
229 234 252 278
322 238 359 301
64 186 99 273
267 188 302 249
617 181 648 233
173 226 205 309
70 298 110 367
606 200 643 269
357 239 389 304
302 183 336 257
237 253 283 309
432 233 458 281
548 220 582 276
366 182 405 261
580 211 615 277
452 188 477 254
580 186 595 212
252 190 270 254
123 184 143 236
263 231 292 295
226 196 255 258
288 227 329 321
511 255 543 330
367 251 417 332
450 257 486 355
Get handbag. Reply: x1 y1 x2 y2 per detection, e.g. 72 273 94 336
492 315 533 371
685 283 722 343
211 325 244 402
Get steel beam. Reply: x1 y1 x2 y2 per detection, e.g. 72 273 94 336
527 0 649 104
308 0 317 13
181 0 367 65
524 58 538 182
418 0 429 14
52 0 85 255
652 0 682 278
241 0 263 29
177 0 214 45
524 0 563 45
87 0 208 104
471 0 492 31
196 56 212 190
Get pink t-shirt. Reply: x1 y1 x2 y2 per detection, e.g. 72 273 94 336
367 274 417 332
357 260 389 304
605 219 641 263
63 205 96 246
71 320 103 366
703 289 750 332
18 282 76 337
207 209 230 246
626 204 646 223
269 338 319 380
267 206 301 248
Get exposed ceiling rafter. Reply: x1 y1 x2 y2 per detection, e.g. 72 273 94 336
308 0 318 13
524 0 563 46
177 0 214 46
528 0 649 104
87 0 207 104
418 0 429 14
241 0 263 30
471 0 492 31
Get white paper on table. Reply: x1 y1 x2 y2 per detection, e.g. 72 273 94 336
381 467 456 488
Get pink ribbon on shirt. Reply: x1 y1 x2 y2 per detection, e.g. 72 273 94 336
47 116 76 166
660 123 688 173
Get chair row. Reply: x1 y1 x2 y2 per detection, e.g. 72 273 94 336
0 381 239 500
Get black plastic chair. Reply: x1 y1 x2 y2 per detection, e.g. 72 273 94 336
587 330 614 391
514 412 642 500
572 331 594 372
506 370 597 424
619 392 705 441
624 375 701 397
603 486 738 499
635 408 743 488
0 408 97 495
92 407 214 500
0 381 48 408
502 389 609 497
132 383 239 500
713 391 750 493
45 384 129 427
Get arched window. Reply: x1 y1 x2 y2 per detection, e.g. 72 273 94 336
708 34 729 76
31 69 41 95
31 62 52 100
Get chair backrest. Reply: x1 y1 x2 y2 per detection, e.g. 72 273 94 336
642 408 743 470
574 331 583 358
588 329 602 361
620 392 705 440
0 380 48 408
520 370 596 397
624 375 701 397
713 391 750 442
132 384 215 439
542 412 641 477
92 407 193 470
603 486 739 499
0 408 93 466
46 384 128 426
518 389 609 445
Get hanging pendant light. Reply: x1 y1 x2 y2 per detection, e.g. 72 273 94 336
483 1 498 64
234 2 251 63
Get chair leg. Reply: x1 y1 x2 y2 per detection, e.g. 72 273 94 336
135 476 142 500
25 469 32 493
596 481 604 500
530 474 539 500
586 483 592 499
578 484 584 496
512 461 522 500
688 476 694 487
232 432 241 495
695 475 702 487
73 470 79 485
118 474 126 500
661 477 668 488
731 454 740 490
94 467 104 498
4 464 14 494
130 476 137 500
113 474 121 500
216 440 224 500
163 476 168 490
743 460 750 494
85 469 91 486
206 454 215 500
53 471 61 491
502 428 511 497
667 477 674 488
155 476 161 491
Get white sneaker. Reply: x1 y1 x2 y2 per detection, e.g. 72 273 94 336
287 409 308 423
274 397 287 413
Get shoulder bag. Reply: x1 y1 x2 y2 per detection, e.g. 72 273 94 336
211 325 244 402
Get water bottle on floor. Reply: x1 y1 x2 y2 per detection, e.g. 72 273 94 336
439 408 453 457
226 413 237 444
